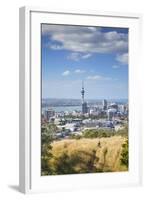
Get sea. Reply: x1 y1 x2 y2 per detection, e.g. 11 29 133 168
42 99 128 113
42 105 81 113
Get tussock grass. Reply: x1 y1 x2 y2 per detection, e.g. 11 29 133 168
48 136 127 174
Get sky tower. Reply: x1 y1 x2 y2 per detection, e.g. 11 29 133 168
81 81 85 103
81 81 88 114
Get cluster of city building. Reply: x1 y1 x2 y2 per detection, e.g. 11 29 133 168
42 82 128 139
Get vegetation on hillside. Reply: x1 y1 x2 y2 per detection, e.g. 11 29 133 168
41 136 128 175
116 125 128 137
120 139 128 168
70 125 128 139
82 129 115 138
41 124 58 175
41 124 128 175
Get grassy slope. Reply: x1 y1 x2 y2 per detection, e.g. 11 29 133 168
49 136 127 173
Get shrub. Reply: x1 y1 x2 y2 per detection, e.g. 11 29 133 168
69 134 82 140
82 129 114 138
41 125 54 175
48 149 97 174
120 139 128 168
117 125 128 137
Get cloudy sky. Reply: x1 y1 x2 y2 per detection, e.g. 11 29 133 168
41 24 128 99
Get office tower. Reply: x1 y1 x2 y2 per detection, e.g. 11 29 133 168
44 108 55 121
103 99 107 110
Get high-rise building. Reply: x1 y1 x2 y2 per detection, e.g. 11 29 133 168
108 103 118 110
107 108 117 121
81 81 88 114
102 99 107 110
44 108 55 121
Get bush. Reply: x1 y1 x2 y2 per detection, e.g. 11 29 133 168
69 134 82 139
117 125 128 137
82 129 114 138
49 152 76 175
48 149 97 174
41 125 55 175
120 139 128 168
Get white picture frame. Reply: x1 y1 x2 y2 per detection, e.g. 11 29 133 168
19 6 142 194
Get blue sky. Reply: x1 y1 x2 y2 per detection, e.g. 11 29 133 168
41 24 128 99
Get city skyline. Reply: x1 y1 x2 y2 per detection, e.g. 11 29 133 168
41 24 128 99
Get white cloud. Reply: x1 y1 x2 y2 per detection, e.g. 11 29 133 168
81 53 92 59
87 75 101 80
49 44 63 50
87 75 111 81
42 25 128 55
112 65 120 69
62 70 70 76
74 69 85 74
116 53 128 65
67 52 92 61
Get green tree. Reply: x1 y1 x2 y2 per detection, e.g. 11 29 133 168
49 152 76 175
41 124 56 175
82 129 114 138
117 125 128 137
120 139 128 168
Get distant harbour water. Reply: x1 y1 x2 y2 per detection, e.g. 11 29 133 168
42 105 82 113
42 99 128 114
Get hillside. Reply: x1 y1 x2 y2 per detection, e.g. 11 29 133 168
46 136 128 175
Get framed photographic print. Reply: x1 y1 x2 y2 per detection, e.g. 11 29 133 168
19 7 142 193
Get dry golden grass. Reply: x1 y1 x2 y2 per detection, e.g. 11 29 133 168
49 136 127 173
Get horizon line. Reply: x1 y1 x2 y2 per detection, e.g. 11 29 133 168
42 97 128 100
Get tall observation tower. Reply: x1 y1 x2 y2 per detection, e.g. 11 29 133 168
81 81 85 103
81 81 88 114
